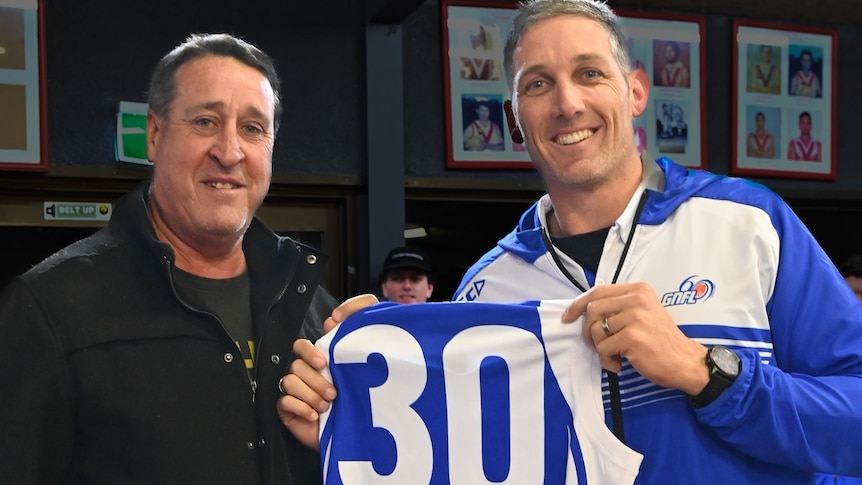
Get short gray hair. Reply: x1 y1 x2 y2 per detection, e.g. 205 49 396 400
147 33 282 133
503 0 631 90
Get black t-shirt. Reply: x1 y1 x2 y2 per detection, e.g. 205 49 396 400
172 268 255 383
550 226 611 274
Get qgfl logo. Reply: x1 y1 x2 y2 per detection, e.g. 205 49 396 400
661 276 715 306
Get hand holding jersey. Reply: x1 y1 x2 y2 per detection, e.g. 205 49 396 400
279 283 718 457
564 282 710 395
314 300 642 484
277 294 378 450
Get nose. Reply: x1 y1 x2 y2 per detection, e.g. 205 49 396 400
210 124 245 167
551 80 586 120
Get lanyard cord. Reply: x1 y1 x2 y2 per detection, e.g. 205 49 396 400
541 190 649 444
541 227 589 293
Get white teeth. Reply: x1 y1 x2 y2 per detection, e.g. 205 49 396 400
557 129 593 145
208 182 237 189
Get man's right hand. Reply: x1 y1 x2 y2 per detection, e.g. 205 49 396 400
277 293 379 450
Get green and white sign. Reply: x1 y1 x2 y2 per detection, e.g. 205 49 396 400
116 101 150 165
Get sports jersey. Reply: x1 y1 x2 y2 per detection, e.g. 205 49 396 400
792 70 821 97
789 136 822 161
453 155 862 483
316 300 643 485
749 62 780 93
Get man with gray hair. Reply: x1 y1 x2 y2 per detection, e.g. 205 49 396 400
0 33 336 484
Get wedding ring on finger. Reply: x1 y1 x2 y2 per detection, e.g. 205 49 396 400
601 317 614 337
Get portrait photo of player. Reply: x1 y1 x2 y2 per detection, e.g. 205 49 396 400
787 110 822 162
653 40 690 88
461 95 505 152
747 44 782 95
744 105 780 159
788 45 823 98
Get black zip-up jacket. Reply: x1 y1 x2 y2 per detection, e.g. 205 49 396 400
0 181 336 484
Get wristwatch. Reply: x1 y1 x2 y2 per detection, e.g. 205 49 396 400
690 345 741 408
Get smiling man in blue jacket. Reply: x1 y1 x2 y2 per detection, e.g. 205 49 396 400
278 1 862 483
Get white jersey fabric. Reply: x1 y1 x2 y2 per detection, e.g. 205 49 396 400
316 300 642 485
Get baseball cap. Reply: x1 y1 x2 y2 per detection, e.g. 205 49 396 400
381 246 433 274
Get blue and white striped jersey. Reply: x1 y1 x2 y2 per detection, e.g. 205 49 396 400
317 300 642 485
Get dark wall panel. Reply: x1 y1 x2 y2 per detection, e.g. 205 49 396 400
43 0 366 176
36 0 862 196
402 0 544 186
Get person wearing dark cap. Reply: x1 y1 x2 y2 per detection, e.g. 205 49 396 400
379 246 434 304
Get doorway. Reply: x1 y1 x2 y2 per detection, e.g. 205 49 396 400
404 194 541 301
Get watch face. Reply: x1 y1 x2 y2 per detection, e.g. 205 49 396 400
712 347 740 376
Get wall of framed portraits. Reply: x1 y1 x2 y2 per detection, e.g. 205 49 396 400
403 0 862 195
2 0 859 192
399 0 862 271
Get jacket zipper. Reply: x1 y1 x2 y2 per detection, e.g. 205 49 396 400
162 255 259 401
251 246 300 403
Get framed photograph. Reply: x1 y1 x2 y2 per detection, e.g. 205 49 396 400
731 20 837 180
441 0 529 169
441 2 707 170
0 0 47 171
616 10 707 170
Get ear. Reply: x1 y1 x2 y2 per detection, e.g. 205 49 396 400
629 68 650 118
503 99 524 144
146 109 161 163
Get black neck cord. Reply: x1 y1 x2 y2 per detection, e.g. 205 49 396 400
542 190 649 444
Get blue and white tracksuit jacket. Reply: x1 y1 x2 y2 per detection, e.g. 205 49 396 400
453 156 862 484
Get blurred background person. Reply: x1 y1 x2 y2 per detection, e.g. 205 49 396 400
379 246 434 304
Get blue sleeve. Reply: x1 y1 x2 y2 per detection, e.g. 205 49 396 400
695 198 862 476
816 474 862 485
452 245 505 301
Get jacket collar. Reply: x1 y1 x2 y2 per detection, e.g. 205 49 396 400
501 154 672 258
108 181 317 300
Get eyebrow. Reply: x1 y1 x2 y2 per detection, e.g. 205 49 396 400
183 101 272 125
517 52 609 81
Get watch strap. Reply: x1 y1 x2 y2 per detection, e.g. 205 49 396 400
690 346 740 408
690 374 732 408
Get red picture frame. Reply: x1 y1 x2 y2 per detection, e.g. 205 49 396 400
440 2 707 170
0 0 48 172
441 0 529 169
615 10 708 170
731 20 837 180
